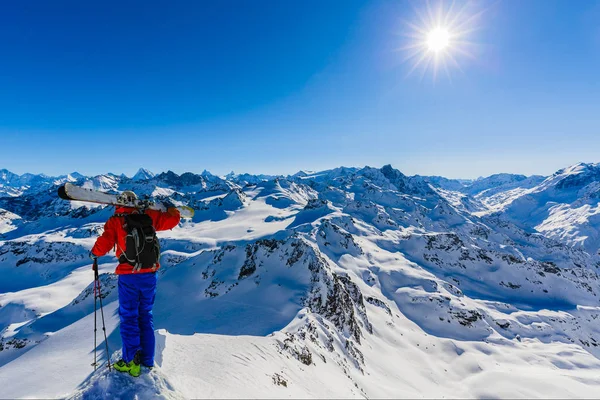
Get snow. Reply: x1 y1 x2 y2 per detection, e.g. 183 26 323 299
0 300 119 399
132 168 155 182
0 208 21 234
1 162 600 398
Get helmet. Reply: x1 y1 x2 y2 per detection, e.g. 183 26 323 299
119 190 138 204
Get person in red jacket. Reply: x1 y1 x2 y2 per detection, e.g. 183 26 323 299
90 191 180 377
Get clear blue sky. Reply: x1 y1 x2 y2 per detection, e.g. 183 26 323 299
1 0 599 178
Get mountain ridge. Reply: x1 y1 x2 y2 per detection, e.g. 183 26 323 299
1 161 600 398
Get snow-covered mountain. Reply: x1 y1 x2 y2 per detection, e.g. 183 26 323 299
1 163 600 398
425 173 546 198
477 163 600 254
0 169 84 198
131 168 155 182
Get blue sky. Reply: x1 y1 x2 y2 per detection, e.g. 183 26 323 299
1 0 599 178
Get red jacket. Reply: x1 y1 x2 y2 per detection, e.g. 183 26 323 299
92 206 181 275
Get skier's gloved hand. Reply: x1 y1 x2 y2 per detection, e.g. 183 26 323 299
89 251 98 260
167 207 180 217
162 198 176 209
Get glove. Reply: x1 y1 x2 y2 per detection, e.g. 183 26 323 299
167 207 180 217
89 251 98 260
162 199 176 209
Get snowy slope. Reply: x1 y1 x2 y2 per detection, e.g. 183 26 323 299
1 163 600 398
490 163 600 254
424 173 546 199
424 163 600 254
0 209 21 235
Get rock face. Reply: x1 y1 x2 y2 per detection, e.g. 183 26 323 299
1 162 600 398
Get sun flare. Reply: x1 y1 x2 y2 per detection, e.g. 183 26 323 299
427 28 450 52
400 1 482 81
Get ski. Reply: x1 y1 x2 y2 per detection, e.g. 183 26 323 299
58 183 194 219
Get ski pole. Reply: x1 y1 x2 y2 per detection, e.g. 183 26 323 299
94 258 112 371
93 268 98 370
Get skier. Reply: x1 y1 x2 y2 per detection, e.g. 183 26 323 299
89 191 181 377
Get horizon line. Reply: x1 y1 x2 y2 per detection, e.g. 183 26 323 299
1 161 599 182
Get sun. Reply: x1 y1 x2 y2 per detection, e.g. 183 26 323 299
427 27 450 52
399 1 483 81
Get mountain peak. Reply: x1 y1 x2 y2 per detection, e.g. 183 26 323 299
0 169 19 184
293 170 316 178
64 172 84 182
551 162 600 191
380 164 405 178
132 168 155 181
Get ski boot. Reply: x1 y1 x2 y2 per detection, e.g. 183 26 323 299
113 351 142 377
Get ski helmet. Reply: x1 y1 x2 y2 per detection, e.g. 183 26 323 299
119 190 137 204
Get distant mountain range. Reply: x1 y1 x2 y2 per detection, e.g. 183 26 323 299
1 162 599 398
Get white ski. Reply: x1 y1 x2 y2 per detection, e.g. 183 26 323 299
58 183 194 219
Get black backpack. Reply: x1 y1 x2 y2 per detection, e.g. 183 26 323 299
118 213 160 271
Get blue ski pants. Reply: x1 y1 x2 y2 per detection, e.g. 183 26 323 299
118 272 157 366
